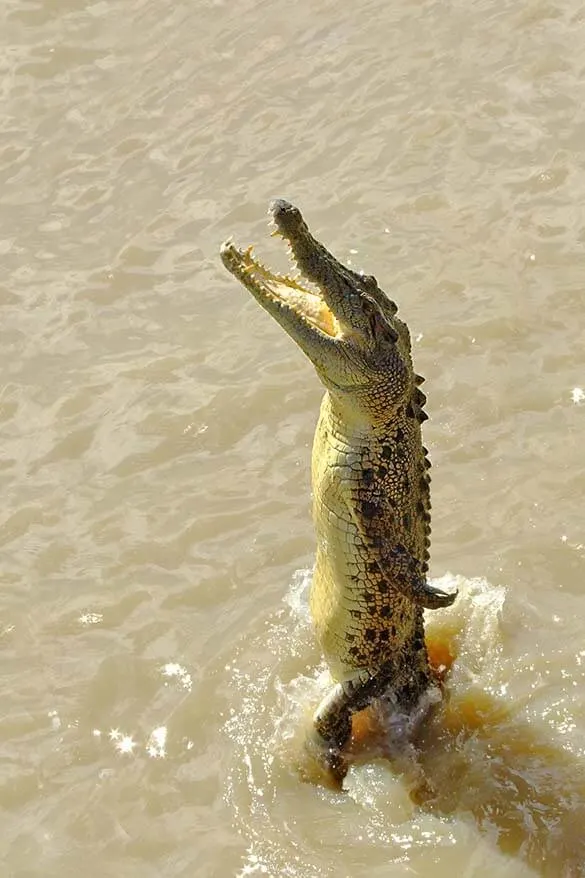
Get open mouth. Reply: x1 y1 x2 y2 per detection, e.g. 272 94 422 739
220 231 339 339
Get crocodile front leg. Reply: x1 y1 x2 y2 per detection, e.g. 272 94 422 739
348 496 458 611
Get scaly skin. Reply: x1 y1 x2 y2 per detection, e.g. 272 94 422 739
220 200 457 780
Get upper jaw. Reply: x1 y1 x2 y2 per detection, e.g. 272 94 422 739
269 199 374 338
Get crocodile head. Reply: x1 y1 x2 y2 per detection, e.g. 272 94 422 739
221 199 421 424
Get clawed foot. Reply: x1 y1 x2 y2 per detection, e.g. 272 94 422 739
303 727 349 788
418 583 458 610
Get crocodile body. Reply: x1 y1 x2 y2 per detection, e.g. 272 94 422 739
221 200 456 779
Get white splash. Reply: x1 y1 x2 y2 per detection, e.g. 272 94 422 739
282 568 312 623
571 387 584 405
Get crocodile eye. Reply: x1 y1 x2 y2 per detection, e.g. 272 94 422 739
362 297 381 338
363 296 398 344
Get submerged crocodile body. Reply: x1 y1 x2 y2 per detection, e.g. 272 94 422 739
221 200 457 779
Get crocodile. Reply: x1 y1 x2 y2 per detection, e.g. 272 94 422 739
220 199 457 781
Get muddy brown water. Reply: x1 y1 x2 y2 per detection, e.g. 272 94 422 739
2 0 585 875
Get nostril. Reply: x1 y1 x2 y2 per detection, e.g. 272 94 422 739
270 198 302 227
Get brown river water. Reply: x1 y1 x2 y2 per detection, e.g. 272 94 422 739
2 0 585 875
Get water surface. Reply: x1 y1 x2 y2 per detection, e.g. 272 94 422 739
1 0 585 875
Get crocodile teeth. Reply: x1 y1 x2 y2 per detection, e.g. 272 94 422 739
221 230 338 337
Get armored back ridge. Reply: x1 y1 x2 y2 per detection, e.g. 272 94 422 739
221 200 457 781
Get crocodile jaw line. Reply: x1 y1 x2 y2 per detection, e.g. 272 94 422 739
220 239 339 340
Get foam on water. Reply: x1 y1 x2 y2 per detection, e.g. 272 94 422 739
224 570 585 877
